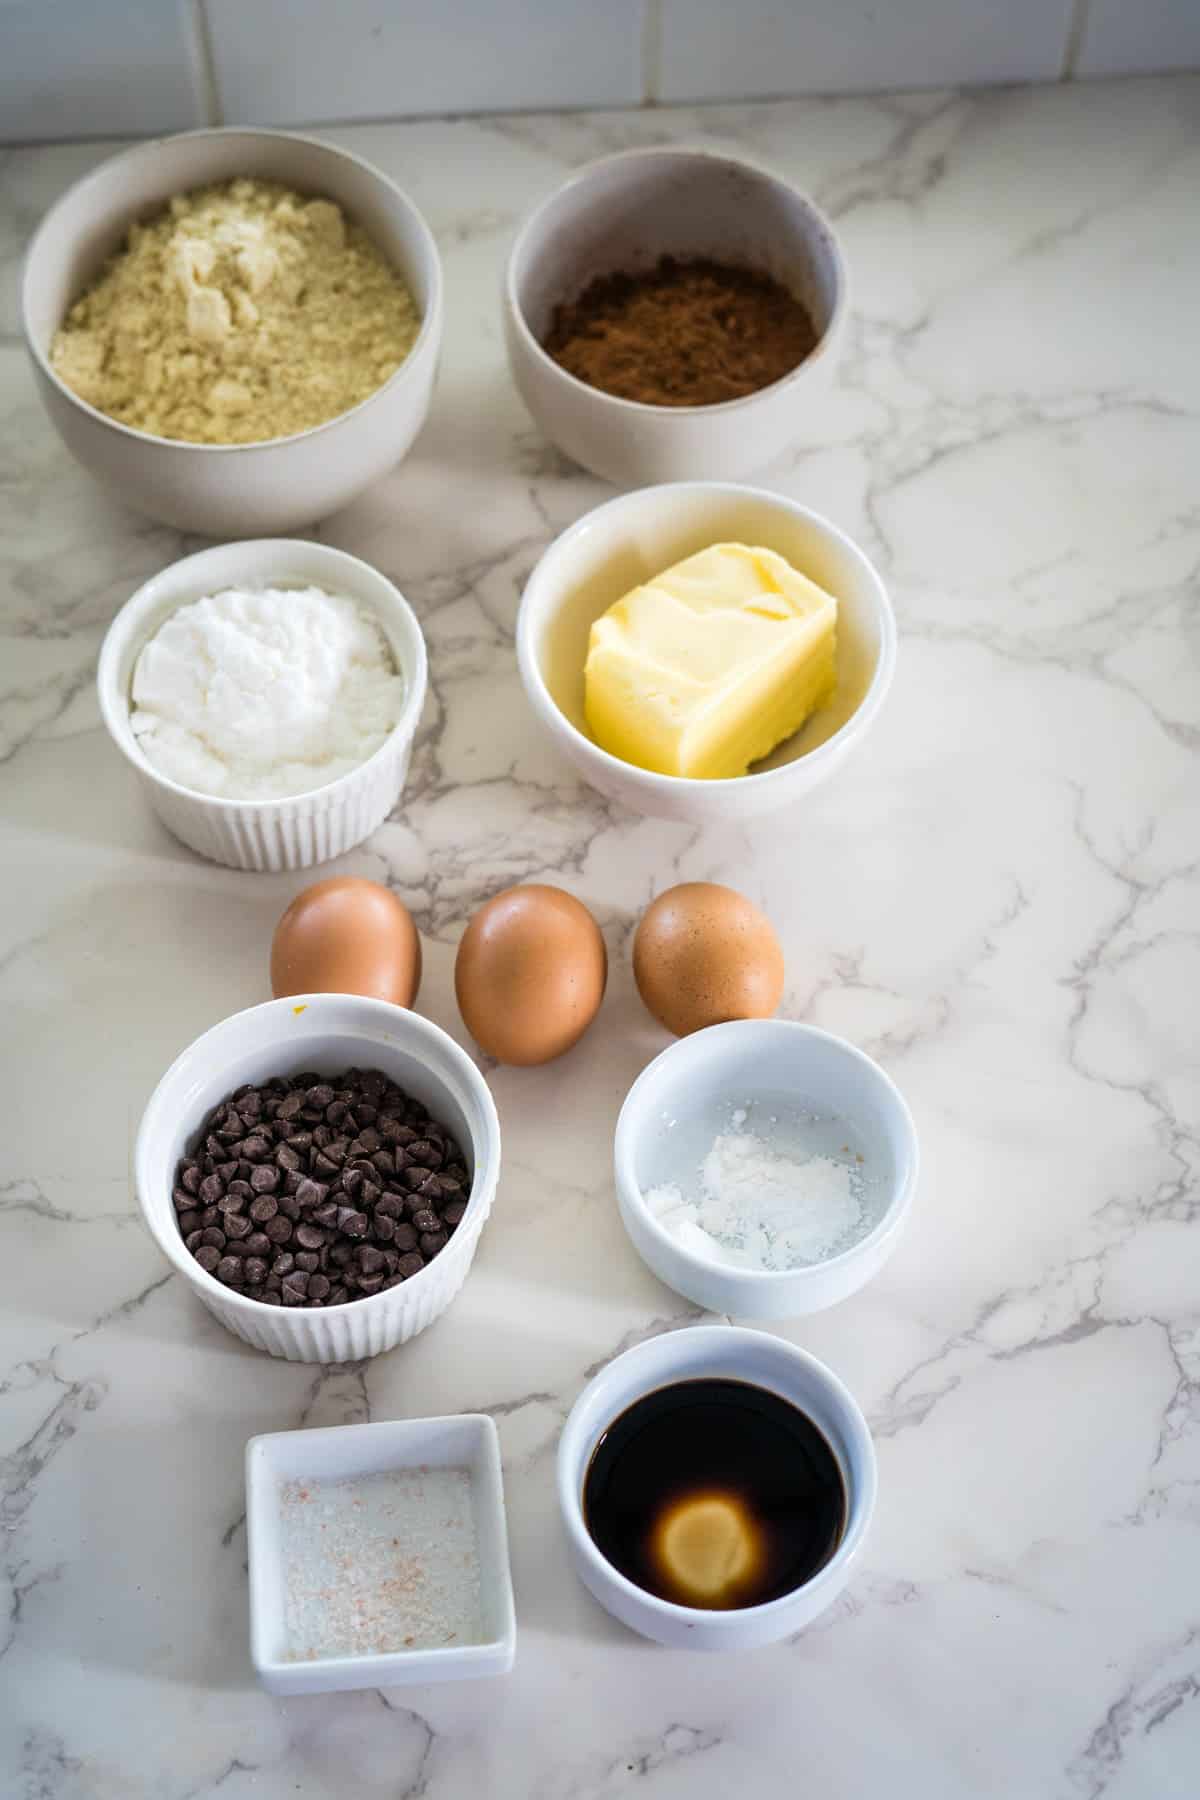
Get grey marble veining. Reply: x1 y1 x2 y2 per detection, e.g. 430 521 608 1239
1 72 1198 1799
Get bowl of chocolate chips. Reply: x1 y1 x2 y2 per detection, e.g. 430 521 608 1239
135 993 501 1362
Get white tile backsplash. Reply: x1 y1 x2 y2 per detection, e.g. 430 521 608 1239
1 0 1198 146
0 0 204 143
203 0 645 125
656 0 1077 101
1075 0 1200 77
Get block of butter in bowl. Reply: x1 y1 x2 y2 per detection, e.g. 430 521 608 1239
584 543 837 780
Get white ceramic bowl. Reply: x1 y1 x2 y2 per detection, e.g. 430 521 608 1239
22 128 442 535
517 481 895 823
614 1020 918 1319
504 146 846 487
97 538 428 871
136 994 500 1363
558 1324 876 1649
247 1414 516 1694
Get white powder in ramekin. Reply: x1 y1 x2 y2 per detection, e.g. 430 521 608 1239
130 584 406 800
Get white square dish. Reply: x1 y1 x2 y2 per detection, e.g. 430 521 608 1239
246 1414 516 1695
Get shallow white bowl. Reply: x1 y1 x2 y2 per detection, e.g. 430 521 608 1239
247 1414 516 1694
22 128 442 535
136 993 500 1363
614 1020 918 1319
558 1324 876 1649
97 537 428 871
517 481 895 823
504 146 846 487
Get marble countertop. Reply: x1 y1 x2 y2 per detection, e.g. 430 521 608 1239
2 72 1198 1800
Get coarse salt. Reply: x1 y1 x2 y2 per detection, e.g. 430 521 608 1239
279 1466 482 1661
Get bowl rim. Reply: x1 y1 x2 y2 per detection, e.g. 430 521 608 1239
21 125 444 455
504 143 848 419
96 537 429 814
613 1018 919 1285
134 992 500 1320
556 1323 877 1628
516 480 897 797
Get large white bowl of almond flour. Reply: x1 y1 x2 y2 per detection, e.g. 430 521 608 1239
615 1019 918 1318
22 129 442 535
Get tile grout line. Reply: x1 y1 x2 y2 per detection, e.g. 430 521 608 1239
641 0 663 107
185 0 222 126
1061 0 1092 80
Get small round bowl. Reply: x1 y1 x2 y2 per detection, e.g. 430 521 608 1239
517 481 894 823
503 146 846 487
97 538 428 871
558 1324 876 1649
22 128 443 536
614 1020 918 1319
136 993 500 1363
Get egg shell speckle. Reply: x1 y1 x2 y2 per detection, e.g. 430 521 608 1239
633 882 784 1037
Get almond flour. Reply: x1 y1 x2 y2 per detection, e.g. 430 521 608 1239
50 177 420 445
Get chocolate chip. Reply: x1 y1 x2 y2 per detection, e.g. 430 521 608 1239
175 1069 465 1310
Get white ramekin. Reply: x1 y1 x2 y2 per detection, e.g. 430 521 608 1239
22 129 443 536
504 146 847 487
516 481 895 824
558 1325 876 1649
135 994 500 1363
97 538 428 872
614 1020 918 1319
247 1415 516 1693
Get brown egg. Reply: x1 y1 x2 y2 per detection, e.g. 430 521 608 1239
455 884 607 1065
633 882 784 1037
270 876 421 1007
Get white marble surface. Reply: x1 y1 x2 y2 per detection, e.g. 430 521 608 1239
1 74 1198 1799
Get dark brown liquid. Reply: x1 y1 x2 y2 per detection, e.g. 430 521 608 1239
583 1378 846 1611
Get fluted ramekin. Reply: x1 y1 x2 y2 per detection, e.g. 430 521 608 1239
97 538 427 871
135 994 500 1363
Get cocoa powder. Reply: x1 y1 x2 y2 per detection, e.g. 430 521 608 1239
542 255 817 408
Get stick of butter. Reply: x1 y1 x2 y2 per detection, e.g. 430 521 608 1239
583 543 838 779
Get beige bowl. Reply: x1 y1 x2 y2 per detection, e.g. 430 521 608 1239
504 146 846 488
21 129 443 537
